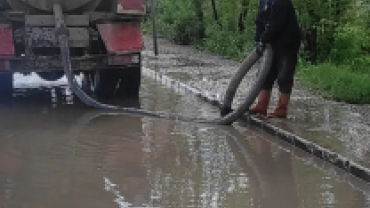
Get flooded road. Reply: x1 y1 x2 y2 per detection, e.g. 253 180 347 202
0 74 369 208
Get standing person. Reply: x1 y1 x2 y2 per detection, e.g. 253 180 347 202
250 0 301 118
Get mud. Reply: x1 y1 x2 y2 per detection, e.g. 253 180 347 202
0 73 369 207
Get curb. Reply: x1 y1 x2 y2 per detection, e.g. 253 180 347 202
142 67 370 183
242 116 370 183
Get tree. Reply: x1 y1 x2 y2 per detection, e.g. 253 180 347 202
238 0 251 32
210 0 221 26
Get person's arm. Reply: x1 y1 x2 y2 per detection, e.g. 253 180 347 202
254 1 265 42
260 0 288 44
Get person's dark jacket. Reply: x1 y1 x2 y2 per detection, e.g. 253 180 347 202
255 0 301 48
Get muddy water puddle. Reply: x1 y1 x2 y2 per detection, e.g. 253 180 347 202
0 74 369 207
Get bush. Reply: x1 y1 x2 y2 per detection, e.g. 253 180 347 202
329 3 370 65
199 24 253 59
155 0 204 45
142 0 370 104
294 0 352 63
197 0 258 59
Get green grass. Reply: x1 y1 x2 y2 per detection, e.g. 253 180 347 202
297 62 370 104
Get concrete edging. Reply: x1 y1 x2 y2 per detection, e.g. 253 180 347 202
242 116 370 183
142 67 370 183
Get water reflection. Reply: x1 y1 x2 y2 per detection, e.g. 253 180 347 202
0 80 369 208
226 128 299 208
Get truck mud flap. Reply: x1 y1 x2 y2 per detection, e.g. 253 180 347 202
97 22 143 55
0 24 15 71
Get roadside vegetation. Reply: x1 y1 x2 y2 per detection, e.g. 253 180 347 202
143 0 370 104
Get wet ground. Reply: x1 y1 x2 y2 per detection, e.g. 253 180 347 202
0 73 370 207
142 35 370 170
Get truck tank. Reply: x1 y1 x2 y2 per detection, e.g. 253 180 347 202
0 0 10 10
4 0 105 12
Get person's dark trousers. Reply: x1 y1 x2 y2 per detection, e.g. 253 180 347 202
257 38 300 118
262 41 300 94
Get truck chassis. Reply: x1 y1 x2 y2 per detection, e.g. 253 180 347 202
0 1 145 98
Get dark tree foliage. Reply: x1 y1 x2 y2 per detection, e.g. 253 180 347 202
153 0 370 63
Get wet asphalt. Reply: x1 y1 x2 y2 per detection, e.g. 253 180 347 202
142 35 370 171
0 73 369 207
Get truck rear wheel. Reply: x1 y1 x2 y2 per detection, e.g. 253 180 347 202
93 69 120 98
0 73 13 98
81 72 95 96
82 67 141 99
116 66 142 98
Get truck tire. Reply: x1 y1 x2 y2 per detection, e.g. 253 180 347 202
94 69 120 98
81 72 94 96
116 66 142 98
83 68 141 99
0 73 13 98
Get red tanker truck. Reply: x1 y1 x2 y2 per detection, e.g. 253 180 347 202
0 0 146 98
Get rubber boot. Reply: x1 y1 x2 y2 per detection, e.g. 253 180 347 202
268 93 290 118
249 90 271 116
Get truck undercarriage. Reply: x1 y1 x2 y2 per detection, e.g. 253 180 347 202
0 0 145 98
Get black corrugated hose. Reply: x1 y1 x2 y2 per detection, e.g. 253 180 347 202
54 4 273 125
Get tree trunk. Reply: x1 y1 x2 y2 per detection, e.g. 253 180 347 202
304 28 318 64
193 0 205 39
210 0 221 26
238 0 250 32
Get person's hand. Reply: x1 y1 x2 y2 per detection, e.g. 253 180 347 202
255 42 265 56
